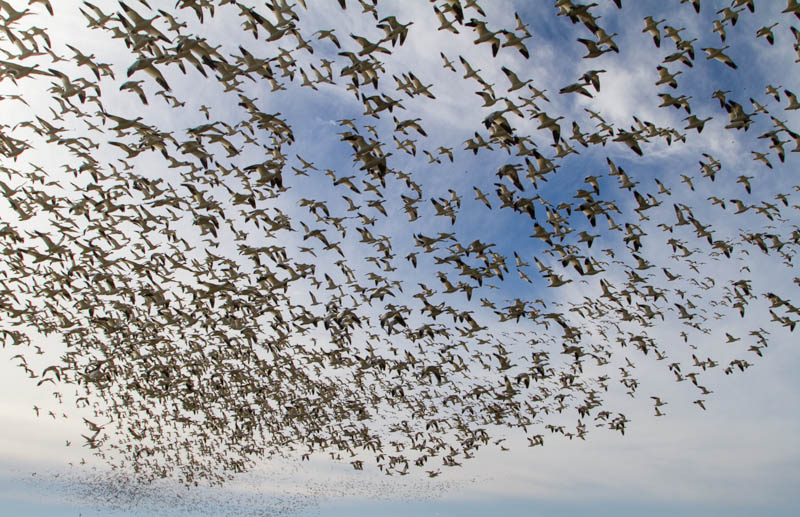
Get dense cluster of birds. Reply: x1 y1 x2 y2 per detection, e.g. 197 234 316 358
1 0 799 489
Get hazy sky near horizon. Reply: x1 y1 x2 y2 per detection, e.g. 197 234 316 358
1 0 799 515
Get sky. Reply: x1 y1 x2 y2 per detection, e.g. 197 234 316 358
1 0 799 515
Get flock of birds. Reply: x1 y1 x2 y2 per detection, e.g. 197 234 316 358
0 0 799 491
19 460 462 516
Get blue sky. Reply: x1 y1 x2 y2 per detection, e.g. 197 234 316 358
1 0 799 515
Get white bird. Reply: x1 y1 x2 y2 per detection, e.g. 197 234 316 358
702 46 737 69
